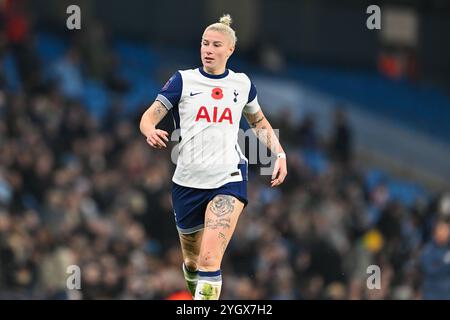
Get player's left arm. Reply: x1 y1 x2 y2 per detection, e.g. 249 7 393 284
244 109 287 187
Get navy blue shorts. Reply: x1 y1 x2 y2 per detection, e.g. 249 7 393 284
172 164 248 234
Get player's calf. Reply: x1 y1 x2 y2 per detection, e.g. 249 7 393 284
183 263 199 298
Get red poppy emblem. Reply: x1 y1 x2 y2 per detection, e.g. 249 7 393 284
211 88 223 100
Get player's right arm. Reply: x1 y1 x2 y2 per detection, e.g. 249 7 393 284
139 100 169 149
141 71 182 149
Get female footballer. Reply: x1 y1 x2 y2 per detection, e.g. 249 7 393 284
140 14 287 300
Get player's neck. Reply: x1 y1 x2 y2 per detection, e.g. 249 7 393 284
202 66 226 76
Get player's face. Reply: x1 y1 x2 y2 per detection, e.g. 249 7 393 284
201 30 234 73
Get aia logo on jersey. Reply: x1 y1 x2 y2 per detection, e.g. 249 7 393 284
194 88 232 124
195 106 233 124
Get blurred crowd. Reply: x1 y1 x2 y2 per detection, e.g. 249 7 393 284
1 0 450 300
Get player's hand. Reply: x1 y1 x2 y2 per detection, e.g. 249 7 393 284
271 157 287 187
146 129 169 149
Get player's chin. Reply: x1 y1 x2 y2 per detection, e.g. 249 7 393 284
202 59 215 66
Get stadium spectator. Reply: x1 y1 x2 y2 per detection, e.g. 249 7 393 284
50 48 83 100
328 108 352 166
420 218 450 299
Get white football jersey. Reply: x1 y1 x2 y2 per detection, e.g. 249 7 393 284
156 67 261 189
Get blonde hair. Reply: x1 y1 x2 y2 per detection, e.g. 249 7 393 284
204 14 237 47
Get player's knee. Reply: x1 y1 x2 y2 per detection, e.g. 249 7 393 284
198 252 221 270
184 259 198 272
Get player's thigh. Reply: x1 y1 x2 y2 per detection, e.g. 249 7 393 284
201 195 245 256
178 230 204 262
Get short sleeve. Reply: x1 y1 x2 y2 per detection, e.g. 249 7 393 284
156 71 183 110
243 81 261 114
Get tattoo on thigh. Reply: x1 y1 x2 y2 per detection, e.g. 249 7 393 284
184 243 195 252
181 233 195 240
210 195 235 217
180 233 199 253
206 217 231 230
218 232 228 254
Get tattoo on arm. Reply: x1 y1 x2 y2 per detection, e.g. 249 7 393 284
153 101 168 116
245 111 265 128
266 126 272 151
140 100 169 136
255 124 273 152
246 111 283 155
246 111 273 150
250 115 265 128
147 101 168 125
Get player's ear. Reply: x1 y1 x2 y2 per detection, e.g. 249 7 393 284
228 46 235 57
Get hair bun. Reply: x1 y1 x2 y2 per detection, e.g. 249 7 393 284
219 14 232 26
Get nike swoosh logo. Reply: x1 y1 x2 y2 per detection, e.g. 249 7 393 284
190 92 202 96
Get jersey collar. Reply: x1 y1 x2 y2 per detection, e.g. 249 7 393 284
198 67 229 79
